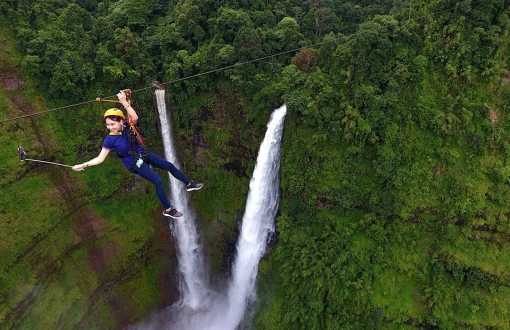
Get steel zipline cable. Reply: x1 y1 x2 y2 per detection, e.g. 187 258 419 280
0 38 342 125
0 0 487 125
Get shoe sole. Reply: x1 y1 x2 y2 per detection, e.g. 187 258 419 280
186 186 203 192
162 212 183 219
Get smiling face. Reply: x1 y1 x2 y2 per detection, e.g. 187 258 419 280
105 116 123 133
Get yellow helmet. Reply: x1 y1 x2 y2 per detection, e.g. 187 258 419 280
103 108 125 120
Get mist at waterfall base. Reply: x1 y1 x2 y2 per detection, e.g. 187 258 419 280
129 94 287 330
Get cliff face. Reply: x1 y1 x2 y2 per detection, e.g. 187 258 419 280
0 29 181 329
0 25 252 329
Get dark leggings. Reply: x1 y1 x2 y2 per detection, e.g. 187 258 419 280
133 151 190 209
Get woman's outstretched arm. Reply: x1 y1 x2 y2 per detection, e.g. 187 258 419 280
72 148 110 171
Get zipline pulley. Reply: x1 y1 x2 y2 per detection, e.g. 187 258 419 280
96 89 131 103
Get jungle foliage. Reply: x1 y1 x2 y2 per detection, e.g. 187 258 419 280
2 0 510 329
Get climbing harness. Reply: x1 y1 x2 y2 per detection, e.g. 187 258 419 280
115 118 149 173
101 90 149 173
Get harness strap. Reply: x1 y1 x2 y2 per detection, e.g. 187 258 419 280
128 118 149 163
116 119 149 173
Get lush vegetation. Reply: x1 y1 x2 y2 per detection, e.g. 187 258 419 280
1 0 510 329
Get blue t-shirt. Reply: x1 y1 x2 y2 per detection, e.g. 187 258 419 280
102 122 143 170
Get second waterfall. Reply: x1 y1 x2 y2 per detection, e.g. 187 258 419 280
133 91 287 330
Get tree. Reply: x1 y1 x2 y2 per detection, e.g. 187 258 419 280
275 16 306 50
214 7 253 44
291 48 318 73
234 26 263 61
174 1 206 46
108 26 154 85
302 6 338 39
108 0 152 33
20 3 95 99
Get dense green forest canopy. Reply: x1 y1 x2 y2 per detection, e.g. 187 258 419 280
2 0 510 329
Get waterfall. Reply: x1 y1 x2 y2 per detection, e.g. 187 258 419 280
220 104 286 329
129 103 286 330
154 89 208 309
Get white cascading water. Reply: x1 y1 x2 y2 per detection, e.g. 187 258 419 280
218 104 286 329
129 102 286 330
155 89 208 309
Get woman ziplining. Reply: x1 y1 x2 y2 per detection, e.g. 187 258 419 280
72 89 203 219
